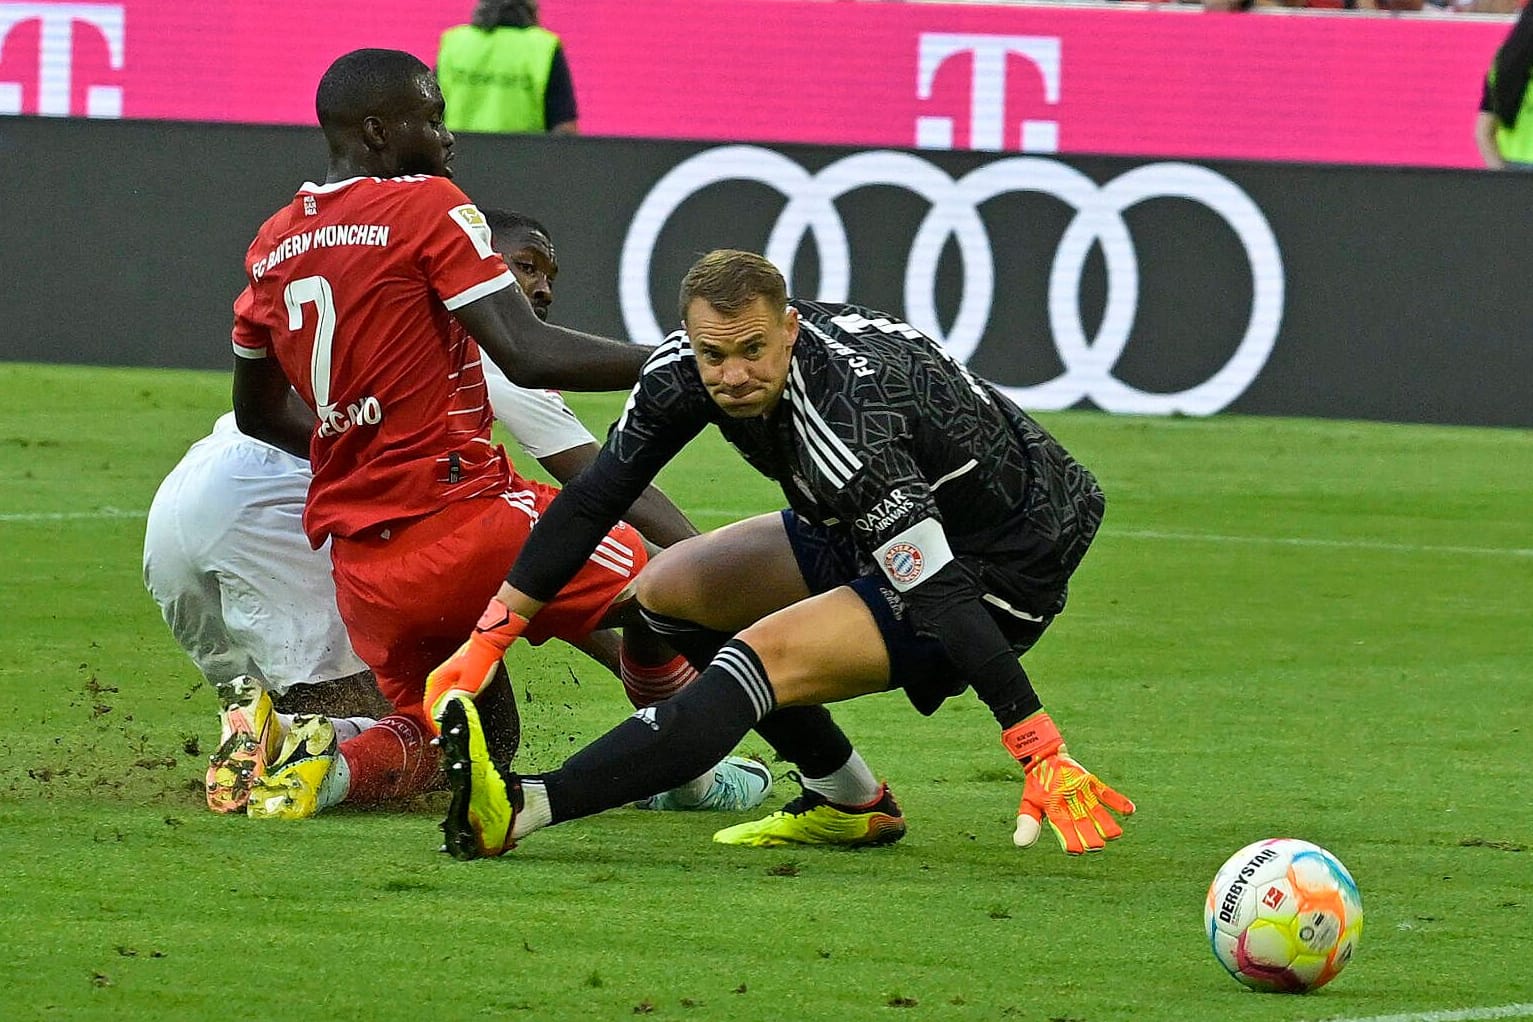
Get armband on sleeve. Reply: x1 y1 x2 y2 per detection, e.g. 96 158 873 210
871 517 955 593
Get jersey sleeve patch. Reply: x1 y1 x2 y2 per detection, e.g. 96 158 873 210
447 203 496 259
873 516 954 593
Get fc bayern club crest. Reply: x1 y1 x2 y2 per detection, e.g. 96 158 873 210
884 542 924 584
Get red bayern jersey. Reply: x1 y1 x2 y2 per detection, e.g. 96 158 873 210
232 174 515 546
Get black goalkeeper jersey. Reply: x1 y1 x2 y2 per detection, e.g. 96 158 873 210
509 300 1104 691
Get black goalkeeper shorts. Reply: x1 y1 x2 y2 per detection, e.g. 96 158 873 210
779 509 1051 715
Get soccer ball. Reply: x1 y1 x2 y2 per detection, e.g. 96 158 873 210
1204 838 1363 993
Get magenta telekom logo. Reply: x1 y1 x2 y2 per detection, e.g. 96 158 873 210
916 33 1061 154
0 3 124 117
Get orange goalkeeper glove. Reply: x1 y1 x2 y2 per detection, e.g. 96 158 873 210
424 597 528 734
1002 711 1135 855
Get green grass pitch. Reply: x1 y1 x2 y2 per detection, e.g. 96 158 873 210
1 360 1529 1022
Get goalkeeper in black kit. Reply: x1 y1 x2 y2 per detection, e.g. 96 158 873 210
424 249 1135 857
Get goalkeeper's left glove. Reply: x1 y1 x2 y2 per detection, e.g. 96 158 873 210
424 597 528 734
1002 711 1135 855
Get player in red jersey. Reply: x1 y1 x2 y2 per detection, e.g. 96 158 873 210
226 48 744 819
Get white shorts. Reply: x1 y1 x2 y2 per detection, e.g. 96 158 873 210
480 359 598 459
142 414 366 695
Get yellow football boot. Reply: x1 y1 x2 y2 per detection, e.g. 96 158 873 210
205 676 281 814
712 778 906 848
246 715 341 820
438 694 520 859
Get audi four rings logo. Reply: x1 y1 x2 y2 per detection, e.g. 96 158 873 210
619 145 1285 416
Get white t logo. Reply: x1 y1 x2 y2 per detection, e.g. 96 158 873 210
915 33 1061 154
0 4 125 117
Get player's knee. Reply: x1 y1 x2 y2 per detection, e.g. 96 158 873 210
731 627 836 708
634 546 706 619
730 625 800 690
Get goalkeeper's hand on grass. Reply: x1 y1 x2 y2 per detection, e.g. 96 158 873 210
1001 711 1135 855
424 597 528 734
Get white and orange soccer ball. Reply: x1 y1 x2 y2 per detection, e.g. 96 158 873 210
1204 838 1364 993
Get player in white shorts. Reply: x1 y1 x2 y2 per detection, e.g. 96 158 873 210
146 210 762 815
141 371 618 721
142 409 381 711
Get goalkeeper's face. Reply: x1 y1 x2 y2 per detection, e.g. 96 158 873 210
686 296 798 419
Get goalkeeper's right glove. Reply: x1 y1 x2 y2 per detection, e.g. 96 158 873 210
1002 711 1136 855
423 597 528 734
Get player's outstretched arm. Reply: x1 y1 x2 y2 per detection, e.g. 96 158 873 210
423 461 636 732
428 368 698 730
454 282 648 392
232 355 316 460
537 444 699 549
905 563 1135 853
856 474 1135 854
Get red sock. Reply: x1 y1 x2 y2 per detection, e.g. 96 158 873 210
618 649 697 708
338 712 440 804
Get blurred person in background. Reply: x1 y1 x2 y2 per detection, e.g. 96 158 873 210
437 1 578 135
1477 2 1533 169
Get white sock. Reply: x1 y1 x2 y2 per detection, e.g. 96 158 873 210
328 716 376 742
511 779 553 840
802 749 880 806
271 713 373 744
316 747 351 810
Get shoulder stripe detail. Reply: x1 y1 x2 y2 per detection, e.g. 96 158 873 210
442 270 515 311
789 361 862 489
791 412 853 489
615 384 641 433
649 333 687 357
641 350 694 375
642 334 694 375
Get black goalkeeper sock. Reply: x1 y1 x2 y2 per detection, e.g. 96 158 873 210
540 639 775 822
637 607 735 671
752 705 855 779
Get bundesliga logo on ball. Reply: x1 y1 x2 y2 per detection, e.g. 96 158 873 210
1204 838 1364 993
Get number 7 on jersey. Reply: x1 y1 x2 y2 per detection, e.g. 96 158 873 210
284 275 381 437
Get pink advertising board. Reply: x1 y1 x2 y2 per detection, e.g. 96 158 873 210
0 0 1507 167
